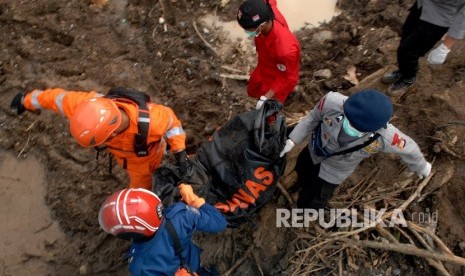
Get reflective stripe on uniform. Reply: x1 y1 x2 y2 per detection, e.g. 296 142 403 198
31 90 43 109
165 127 185 138
55 92 66 115
138 117 150 123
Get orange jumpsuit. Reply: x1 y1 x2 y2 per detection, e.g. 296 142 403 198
23 88 186 189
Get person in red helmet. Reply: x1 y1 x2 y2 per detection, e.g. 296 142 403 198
10 87 188 190
99 185 226 276
237 0 300 108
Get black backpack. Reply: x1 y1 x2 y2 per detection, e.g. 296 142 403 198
104 87 151 157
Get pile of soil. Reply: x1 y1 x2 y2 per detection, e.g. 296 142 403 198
0 0 464 274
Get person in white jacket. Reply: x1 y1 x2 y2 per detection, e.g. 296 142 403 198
382 0 465 96
279 89 432 209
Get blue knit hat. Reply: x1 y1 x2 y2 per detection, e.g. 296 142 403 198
343 89 393 132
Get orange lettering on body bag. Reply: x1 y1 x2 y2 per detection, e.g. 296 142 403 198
215 166 275 213
254 166 274 185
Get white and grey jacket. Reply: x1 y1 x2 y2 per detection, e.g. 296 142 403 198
289 92 428 185
418 0 465 39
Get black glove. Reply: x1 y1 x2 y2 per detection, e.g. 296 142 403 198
175 150 190 178
10 93 26 115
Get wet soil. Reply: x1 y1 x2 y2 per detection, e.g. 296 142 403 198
1 0 465 275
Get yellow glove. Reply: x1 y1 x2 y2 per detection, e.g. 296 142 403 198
178 184 205 208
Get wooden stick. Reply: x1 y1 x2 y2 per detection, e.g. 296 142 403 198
221 65 243 74
192 20 219 56
391 223 415 245
252 252 264 276
347 167 379 194
408 222 453 255
409 227 451 275
343 238 465 266
397 171 435 211
375 224 398 244
277 181 295 205
338 251 343 276
219 73 249 80
17 131 31 158
26 120 38 131
418 166 454 202
224 246 254 276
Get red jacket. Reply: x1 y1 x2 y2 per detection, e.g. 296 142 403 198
23 88 186 189
248 0 300 103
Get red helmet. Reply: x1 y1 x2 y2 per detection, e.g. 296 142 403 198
98 188 164 240
70 97 122 147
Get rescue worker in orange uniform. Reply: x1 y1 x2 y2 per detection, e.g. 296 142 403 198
237 0 300 108
10 87 187 190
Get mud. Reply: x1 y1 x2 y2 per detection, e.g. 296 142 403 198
0 152 65 275
1 0 465 275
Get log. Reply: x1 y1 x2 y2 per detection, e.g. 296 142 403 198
277 181 295 205
219 73 249 80
344 239 465 267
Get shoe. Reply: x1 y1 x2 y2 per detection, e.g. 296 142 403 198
387 77 415 97
381 70 402 84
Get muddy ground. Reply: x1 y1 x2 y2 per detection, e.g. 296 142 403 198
0 0 465 275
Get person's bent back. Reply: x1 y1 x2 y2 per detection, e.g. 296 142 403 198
99 185 226 275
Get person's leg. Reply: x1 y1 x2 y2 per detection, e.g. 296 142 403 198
396 2 422 77
247 69 267 99
294 148 337 209
382 2 421 85
398 20 448 80
292 147 314 191
399 2 422 47
302 180 338 209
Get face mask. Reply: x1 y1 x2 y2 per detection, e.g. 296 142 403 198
245 30 258 37
342 117 365 137
244 23 264 37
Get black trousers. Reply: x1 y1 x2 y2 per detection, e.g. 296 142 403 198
294 147 338 209
397 2 449 79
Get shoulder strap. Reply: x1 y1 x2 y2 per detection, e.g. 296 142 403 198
330 133 381 157
104 87 151 157
165 219 195 275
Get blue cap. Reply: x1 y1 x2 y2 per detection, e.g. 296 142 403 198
343 89 393 132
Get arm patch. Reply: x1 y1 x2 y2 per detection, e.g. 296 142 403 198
391 133 406 150
318 96 327 111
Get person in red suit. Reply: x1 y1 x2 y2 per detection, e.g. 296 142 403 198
237 0 300 109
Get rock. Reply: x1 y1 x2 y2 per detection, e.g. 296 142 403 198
458 241 465 251
312 30 334 43
392 268 401 276
79 264 88 275
313 69 332 79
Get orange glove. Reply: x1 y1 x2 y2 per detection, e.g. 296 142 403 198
178 184 205 208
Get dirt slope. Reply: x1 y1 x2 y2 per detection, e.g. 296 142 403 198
0 0 464 275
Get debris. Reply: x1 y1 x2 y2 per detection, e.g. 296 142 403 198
343 65 359 86
313 69 332 79
89 0 108 7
